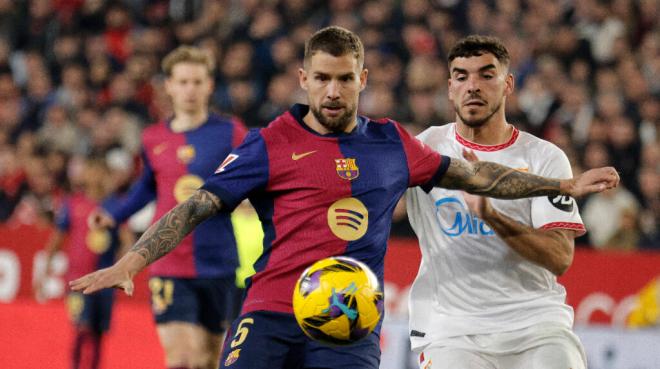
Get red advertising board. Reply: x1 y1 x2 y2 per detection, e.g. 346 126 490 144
0 226 659 369
2 227 658 324
383 237 660 325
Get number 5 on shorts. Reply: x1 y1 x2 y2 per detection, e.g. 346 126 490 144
230 318 254 348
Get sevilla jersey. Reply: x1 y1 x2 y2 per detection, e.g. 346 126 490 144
406 123 585 349
202 104 450 315
107 113 247 278
57 193 122 281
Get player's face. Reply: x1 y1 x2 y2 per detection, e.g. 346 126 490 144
299 51 367 133
165 62 214 115
448 53 513 128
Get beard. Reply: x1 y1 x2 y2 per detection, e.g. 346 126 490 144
310 101 356 133
455 98 503 128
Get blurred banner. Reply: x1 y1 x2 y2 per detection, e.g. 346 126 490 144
1 226 660 369
2 227 660 324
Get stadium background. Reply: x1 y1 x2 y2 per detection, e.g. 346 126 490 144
0 0 657 368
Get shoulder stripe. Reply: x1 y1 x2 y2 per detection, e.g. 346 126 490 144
540 222 586 236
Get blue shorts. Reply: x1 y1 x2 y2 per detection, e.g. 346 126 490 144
149 276 242 334
220 311 380 369
66 289 114 333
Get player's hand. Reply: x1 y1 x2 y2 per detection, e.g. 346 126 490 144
461 149 492 219
69 265 135 296
566 167 619 198
87 208 116 229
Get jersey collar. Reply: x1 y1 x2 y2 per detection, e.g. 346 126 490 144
454 123 519 152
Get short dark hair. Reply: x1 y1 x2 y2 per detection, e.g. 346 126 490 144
304 26 364 68
448 35 510 67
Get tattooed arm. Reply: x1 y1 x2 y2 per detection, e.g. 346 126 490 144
439 158 619 199
69 189 222 295
132 189 222 264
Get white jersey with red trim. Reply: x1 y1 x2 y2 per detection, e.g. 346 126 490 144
406 123 584 349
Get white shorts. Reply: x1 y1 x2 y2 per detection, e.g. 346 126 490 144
415 323 586 369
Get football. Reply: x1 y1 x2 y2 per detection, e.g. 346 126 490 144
292 256 384 345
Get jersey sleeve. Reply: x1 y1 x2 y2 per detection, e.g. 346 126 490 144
201 129 269 212
105 150 157 223
54 200 70 232
530 145 586 236
394 122 451 192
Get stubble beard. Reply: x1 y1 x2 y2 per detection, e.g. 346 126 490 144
455 99 503 128
310 103 356 133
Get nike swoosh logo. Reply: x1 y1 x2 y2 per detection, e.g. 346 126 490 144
153 143 168 155
291 150 317 160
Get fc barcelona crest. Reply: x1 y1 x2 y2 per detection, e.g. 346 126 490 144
177 145 196 164
335 158 359 180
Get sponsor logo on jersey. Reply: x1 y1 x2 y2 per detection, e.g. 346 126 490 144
548 195 574 212
173 174 204 203
176 145 196 164
85 229 111 254
291 150 317 160
215 154 239 173
335 158 359 180
224 349 241 366
434 197 494 237
327 197 368 241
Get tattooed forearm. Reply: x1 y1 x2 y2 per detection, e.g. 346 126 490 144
130 189 222 264
439 159 564 198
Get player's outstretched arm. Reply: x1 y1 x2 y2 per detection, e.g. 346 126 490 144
465 193 575 275
438 158 619 199
69 189 222 295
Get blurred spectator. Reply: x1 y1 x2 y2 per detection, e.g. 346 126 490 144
0 0 654 255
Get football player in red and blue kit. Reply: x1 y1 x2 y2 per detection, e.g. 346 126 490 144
88 46 247 369
37 158 132 369
72 27 619 369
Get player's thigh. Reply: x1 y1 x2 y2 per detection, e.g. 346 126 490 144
502 342 586 369
66 290 114 334
419 346 497 369
148 277 198 326
220 311 305 369
304 332 381 369
157 321 206 356
195 277 242 335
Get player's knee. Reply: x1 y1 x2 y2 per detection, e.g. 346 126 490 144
164 344 206 366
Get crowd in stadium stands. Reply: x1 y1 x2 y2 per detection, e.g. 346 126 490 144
0 0 657 250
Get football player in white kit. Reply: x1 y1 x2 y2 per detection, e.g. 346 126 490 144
407 35 590 369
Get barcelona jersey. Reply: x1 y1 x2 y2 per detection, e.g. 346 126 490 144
57 193 122 282
107 113 247 278
202 104 450 315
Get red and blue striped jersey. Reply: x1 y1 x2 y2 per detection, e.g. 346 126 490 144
202 104 450 314
57 193 121 282
107 113 247 278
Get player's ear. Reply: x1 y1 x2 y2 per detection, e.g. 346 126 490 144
298 67 308 91
359 68 368 91
448 77 455 102
164 77 173 96
504 73 514 96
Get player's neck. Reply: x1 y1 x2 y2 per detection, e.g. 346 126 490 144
456 118 513 146
85 186 106 202
170 110 209 133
